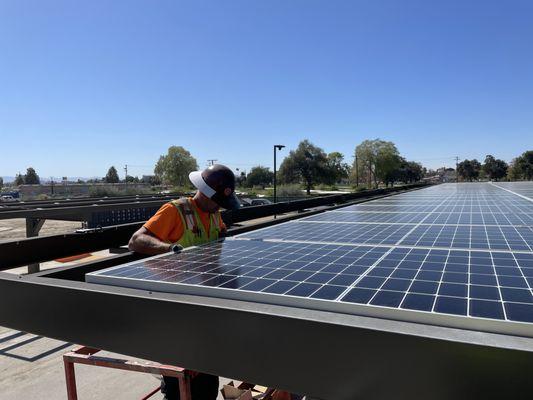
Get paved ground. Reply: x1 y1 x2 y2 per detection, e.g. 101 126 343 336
0 218 82 243
0 326 232 399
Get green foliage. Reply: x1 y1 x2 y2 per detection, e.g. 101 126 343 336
105 166 120 183
235 171 247 187
278 140 329 194
507 163 522 181
154 146 198 186
246 166 274 189
322 152 350 185
457 159 482 181
14 174 24 186
25 167 40 184
125 175 140 183
275 184 303 197
89 186 121 197
0 177 3 190
511 150 533 180
147 175 162 186
396 159 424 184
353 139 401 188
482 155 508 181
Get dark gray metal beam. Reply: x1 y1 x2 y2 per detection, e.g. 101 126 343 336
0 272 532 400
25 217 46 273
0 222 142 270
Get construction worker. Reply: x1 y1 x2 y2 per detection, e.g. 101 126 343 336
128 163 240 400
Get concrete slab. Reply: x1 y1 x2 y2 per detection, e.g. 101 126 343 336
0 326 232 400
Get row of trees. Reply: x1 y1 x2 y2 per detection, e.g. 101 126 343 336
6 147 532 193
457 151 533 182
12 168 40 185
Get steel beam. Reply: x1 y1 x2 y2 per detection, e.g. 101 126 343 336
0 272 532 400
0 223 142 271
25 217 46 273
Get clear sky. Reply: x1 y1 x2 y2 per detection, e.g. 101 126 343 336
1 0 532 179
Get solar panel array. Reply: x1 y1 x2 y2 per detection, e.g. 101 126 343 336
87 182 533 337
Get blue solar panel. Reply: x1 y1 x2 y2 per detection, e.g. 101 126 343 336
87 182 533 337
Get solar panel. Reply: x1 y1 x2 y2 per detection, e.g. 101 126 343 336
87 182 533 338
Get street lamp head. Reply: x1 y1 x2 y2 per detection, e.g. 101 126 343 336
274 145 285 150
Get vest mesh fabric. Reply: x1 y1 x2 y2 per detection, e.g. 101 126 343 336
170 198 221 248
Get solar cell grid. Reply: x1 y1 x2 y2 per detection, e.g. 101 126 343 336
87 182 533 337
239 221 414 246
90 240 391 301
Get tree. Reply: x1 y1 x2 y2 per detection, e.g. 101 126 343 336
322 152 350 185
154 146 198 186
278 140 329 194
105 166 120 183
507 163 522 181
512 150 533 180
25 167 40 184
396 158 424 183
0 177 3 190
235 171 246 187
14 174 24 186
353 139 401 188
125 175 140 183
148 175 162 186
246 166 274 189
482 155 508 181
457 159 481 182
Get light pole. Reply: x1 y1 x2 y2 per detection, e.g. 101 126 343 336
273 144 285 203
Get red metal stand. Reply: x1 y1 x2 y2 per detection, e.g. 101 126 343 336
63 346 192 400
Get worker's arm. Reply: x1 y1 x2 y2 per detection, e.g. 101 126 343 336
128 226 172 255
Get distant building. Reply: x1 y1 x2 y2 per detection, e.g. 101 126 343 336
423 167 456 183
142 175 155 183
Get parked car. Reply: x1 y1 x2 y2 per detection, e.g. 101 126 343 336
0 195 17 202
250 198 272 206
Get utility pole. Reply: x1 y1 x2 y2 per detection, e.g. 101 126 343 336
50 177 54 195
124 164 128 190
273 145 285 204
207 159 217 167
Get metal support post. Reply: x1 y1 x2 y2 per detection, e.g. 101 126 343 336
64 356 78 400
25 217 45 274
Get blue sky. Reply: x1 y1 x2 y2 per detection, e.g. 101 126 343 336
1 0 532 179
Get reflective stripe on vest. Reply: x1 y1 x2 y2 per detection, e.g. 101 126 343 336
170 198 221 248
